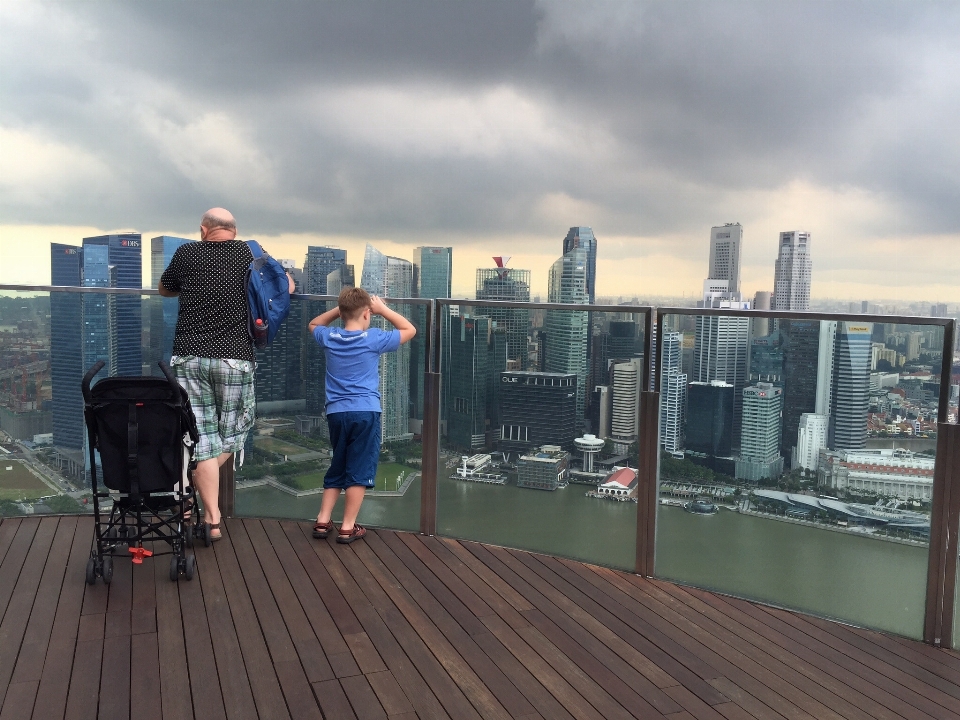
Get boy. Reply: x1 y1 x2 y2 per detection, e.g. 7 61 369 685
308 288 416 543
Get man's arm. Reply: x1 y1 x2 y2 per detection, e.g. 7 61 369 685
308 306 341 332
157 282 178 298
370 295 416 344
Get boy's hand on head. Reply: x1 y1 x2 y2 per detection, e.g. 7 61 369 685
369 295 388 316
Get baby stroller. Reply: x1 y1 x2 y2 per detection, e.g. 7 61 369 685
82 359 200 583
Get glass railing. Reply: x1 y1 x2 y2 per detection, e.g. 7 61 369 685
653 309 954 639
433 299 651 571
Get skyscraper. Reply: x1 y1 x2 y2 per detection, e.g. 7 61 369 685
50 244 84 450
303 246 347 295
794 413 828 472
708 223 743 298
693 313 750 439
256 258 303 405
659 331 686 457
610 358 641 451
498 371 577 453
685 380 735 459
736 382 784 482
446 315 490 450
545 247 589 416
752 290 772 338
411 247 452 425
563 227 597 303
830 322 873 450
149 236 193 369
780 319 820 454
772 231 812 311
326 264 355 296
361 244 414 440
475 258 531 365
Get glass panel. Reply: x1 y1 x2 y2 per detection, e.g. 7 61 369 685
655 312 946 638
234 296 423 532
436 302 647 571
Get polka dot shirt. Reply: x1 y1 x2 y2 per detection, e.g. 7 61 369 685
160 240 255 362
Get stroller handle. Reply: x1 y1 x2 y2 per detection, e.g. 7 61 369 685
157 360 182 398
81 360 107 402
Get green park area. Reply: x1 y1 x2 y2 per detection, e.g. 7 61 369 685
0 460 50 501
279 461 417 493
254 436 310 456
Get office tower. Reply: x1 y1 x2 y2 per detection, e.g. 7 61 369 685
931 303 948 318
361 244 414 440
736 382 784 482
685 381 735 458
830 322 873 450
326 264 355 296
752 290 772 338
794 413 828 472
446 315 490 450
815 321 837 415
906 332 923 361
82 234 142 380
595 385 611 440
544 247 589 416
773 231 812 311
608 320 642 358
411 247 452 424
693 312 750 439
303 246 347 295
780 319 820 455
50 244 85 450
708 223 743 297
149 236 193 369
610 358 641 451
749 330 783 385
256 258 303 404
485 327 508 444
475 258 531 364
563 227 597 303
660 331 686 456
498 371 577 453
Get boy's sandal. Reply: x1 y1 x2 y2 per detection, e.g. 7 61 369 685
209 523 222 541
312 521 335 539
336 524 367 544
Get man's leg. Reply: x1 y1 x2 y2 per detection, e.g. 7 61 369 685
193 451 232 529
339 486 366 532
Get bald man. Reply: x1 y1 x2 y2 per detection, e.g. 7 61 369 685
159 208 293 541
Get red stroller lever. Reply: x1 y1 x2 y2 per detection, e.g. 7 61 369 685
128 546 154 564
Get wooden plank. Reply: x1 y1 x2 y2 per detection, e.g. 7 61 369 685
364 671 416 717
98 634 131 720
0 519 22 570
63 638 103 720
0 518 36 623
152 541 194 720
131 543 157 636
294 523 453 720
847 622 960 685
0 681 38 720
0 516 57 707
311 679 357 720
438 538 534 615
130 632 162 720
229 520 322 720
244 520 336 682
663 685 729 720
706 677 789 720
350 536 503 720
211 521 290 720
367 531 533 719
193 529 259 720
339 675 388 719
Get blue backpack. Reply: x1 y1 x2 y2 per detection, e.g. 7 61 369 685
245 240 291 348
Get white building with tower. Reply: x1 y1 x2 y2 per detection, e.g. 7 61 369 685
773 231 812 311
574 434 604 473
794 413 828 472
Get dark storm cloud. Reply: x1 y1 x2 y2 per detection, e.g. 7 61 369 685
2 0 959 256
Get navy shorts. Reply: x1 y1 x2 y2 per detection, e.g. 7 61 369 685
324 411 381 489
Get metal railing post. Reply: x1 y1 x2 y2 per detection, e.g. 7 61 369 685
420 300 440 536
925 423 960 646
636 309 661 577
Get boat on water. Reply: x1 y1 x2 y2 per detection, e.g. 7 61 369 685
684 498 718 515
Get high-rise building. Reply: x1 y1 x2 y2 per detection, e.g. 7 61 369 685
708 223 743 297
256 258 303 405
50 244 84 450
81 234 142 381
498 371 577 453
446 315 490 450
780 319 820 454
545 247 589 416
475 258 531 365
772 231 812 311
794 413 828 472
685 380 735 458
303 246 347 295
693 311 750 440
361 244 414 440
659 331 686 457
326 264 355 296
610 358 641 451
736 382 784 482
830 322 873 450
149 236 193 369
815 321 838 416
752 290 772 338
562 227 597 303
411 247 452 425
749 329 783 385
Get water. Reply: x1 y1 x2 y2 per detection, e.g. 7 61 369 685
237 475 928 639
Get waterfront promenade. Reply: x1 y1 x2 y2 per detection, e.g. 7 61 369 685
2 515 960 719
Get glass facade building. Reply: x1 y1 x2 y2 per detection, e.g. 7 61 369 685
475 266 531 365
545 248 589 416
150 236 193 369
445 315 490 450
830 322 873 450
50 244 85 450
498 371 577 454
412 247 452 423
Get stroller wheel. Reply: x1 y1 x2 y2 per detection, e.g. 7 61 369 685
85 556 97 585
184 555 196 581
169 555 180 581
184 523 194 548
102 556 114 584
106 526 118 541
202 522 212 548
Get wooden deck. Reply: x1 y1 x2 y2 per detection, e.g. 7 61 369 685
2 517 960 720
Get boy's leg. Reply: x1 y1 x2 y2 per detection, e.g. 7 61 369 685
339 486 366 532
316 487 342 525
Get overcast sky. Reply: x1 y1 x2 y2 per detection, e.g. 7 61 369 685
1 0 958 303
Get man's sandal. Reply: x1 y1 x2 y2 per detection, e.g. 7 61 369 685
312 521 335 539
209 523 222 541
336 524 367 544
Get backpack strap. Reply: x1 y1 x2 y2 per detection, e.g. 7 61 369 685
246 240 264 260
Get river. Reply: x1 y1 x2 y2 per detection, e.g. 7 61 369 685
237 474 929 639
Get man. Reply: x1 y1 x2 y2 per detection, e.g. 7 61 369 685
159 208 293 540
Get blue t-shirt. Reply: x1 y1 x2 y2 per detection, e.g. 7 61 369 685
313 326 401 414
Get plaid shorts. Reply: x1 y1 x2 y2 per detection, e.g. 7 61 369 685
171 355 256 462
